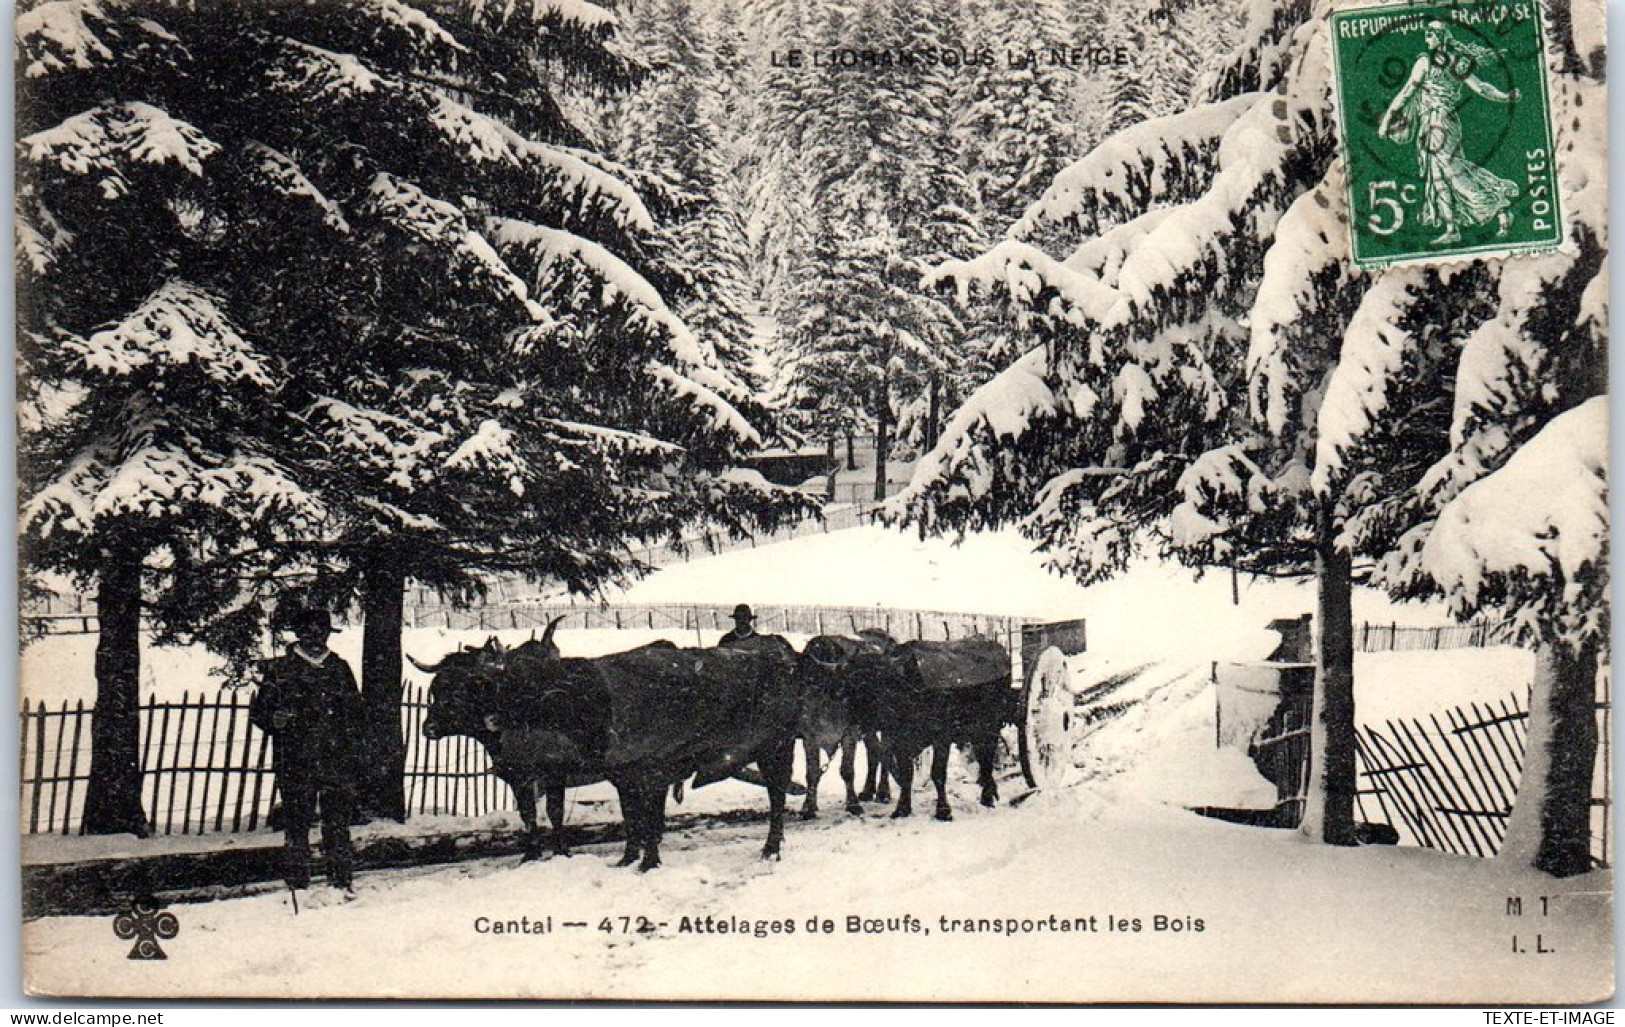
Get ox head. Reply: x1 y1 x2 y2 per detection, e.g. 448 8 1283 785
413 616 565 740
800 632 902 709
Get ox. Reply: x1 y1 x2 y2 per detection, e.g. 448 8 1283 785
809 631 1007 821
797 634 893 818
420 629 799 871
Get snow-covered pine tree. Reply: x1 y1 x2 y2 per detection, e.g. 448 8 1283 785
611 0 765 392
777 0 983 497
740 0 821 324
18 0 806 828
903 0 1605 863
955 0 1076 237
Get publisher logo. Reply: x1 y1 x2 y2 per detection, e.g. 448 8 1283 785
112 897 179 960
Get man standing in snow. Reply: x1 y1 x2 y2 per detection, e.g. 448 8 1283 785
251 605 364 894
718 604 758 647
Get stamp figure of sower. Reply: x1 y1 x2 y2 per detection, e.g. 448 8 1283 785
1376 20 1521 246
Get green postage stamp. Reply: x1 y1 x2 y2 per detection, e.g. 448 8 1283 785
1328 1 1562 268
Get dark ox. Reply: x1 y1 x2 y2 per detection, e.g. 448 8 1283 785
806 631 1007 820
418 627 799 871
415 617 581 860
796 635 893 818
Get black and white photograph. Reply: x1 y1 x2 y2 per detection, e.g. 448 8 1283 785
11 0 1612 1003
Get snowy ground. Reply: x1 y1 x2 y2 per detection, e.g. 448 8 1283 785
23 658 1607 1003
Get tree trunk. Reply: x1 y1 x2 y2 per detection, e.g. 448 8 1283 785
825 434 837 502
1500 639 1598 877
845 430 856 471
358 559 408 822
82 547 150 836
1299 538 1357 845
926 375 941 452
873 414 891 502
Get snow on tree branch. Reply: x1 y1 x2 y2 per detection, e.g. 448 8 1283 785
241 142 351 233
1008 93 1259 244
1244 167 1356 435
1062 207 1175 280
306 397 447 490
22 101 219 199
464 0 618 34
1108 48 1334 322
264 37 386 98
444 418 529 496
364 173 541 319
925 239 1120 329
24 438 325 539
1202 0 1311 101
335 0 467 68
65 281 275 388
260 38 655 236
16 196 75 277
1420 397 1609 644
487 216 749 403
421 94 653 233
646 363 760 447
16 0 180 79
894 347 1059 518
1310 267 1427 496
542 418 683 459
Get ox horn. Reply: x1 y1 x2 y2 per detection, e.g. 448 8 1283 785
538 614 566 653
406 653 442 674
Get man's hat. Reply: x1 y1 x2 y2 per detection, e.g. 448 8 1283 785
732 604 755 622
290 605 333 635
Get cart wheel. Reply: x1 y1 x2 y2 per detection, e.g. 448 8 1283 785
1020 647 1074 790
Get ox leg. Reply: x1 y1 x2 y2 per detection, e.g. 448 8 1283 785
888 743 916 818
840 736 863 816
760 737 794 860
511 778 545 863
613 780 643 868
977 737 999 808
868 734 892 804
546 786 572 856
801 740 822 821
931 744 954 821
638 785 665 873
859 735 880 802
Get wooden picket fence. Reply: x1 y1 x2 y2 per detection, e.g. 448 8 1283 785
402 600 1029 648
24 504 894 637
1355 619 1515 652
21 692 278 837
1354 691 1612 866
399 685 504 819
18 688 551 836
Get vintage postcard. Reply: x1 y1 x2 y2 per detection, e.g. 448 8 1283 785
14 0 1611 1004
